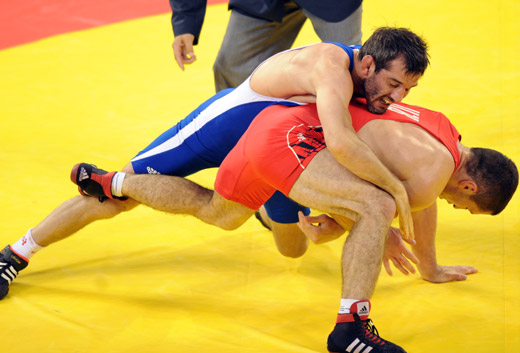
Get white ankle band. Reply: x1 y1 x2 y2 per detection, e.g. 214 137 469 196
339 298 359 314
111 172 126 197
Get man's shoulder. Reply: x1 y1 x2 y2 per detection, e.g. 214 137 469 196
404 140 455 210
361 119 454 210
297 42 352 58
299 43 353 75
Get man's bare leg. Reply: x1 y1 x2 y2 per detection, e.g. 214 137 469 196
73 165 309 257
288 149 403 352
31 163 139 246
0 163 139 300
122 175 309 257
121 174 256 230
288 149 395 298
32 196 138 246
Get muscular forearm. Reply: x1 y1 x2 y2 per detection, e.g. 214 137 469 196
316 85 414 238
316 88 407 200
327 129 415 241
410 203 439 280
410 202 477 283
328 134 405 198
413 243 439 280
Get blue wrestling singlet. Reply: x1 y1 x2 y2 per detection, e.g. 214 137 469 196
130 42 359 223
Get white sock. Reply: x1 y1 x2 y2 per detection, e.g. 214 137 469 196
339 298 360 314
11 229 44 259
111 172 126 197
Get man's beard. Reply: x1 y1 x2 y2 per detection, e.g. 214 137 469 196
362 76 386 115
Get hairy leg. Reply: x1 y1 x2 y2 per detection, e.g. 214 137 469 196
288 149 396 299
121 174 255 230
32 163 138 246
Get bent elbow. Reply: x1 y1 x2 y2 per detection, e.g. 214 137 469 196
325 137 357 161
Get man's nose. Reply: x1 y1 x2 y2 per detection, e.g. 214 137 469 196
389 87 406 102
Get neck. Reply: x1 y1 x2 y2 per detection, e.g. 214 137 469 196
454 142 470 174
441 143 470 197
351 51 363 95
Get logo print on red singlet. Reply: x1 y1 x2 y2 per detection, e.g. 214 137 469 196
387 104 420 121
286 124 326 169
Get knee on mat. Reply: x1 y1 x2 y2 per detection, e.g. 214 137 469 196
276 242 308 258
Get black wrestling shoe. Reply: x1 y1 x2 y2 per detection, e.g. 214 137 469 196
0 246 29 300
327 301 406 353
71 163 125 201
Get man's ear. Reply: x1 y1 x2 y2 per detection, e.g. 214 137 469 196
360 55 376 78
458 180 478 194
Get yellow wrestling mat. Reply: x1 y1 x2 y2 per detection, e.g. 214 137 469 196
0 1 519 352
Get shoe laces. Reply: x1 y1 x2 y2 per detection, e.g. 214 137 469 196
363 319 385 345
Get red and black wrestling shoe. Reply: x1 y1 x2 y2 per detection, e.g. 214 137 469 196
71 163 125 201
327 301 406 353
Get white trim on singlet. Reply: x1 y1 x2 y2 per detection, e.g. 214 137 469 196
131 75 304 163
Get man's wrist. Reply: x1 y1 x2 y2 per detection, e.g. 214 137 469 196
418 263 440 281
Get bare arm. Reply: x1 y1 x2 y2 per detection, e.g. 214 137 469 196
251 44 413 238
411 202 478 282
312 57 413 240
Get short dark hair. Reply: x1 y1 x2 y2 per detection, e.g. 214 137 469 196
465 148 518 215
359 27 430 76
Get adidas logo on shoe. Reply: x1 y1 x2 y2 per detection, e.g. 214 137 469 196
358 302 369 316
78 167 89 182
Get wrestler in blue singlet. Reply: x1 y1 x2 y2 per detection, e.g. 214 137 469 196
130 43 360 223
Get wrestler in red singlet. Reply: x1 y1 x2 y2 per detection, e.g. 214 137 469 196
215 98 461 210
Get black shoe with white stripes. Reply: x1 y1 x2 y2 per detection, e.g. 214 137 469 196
0 246 28 300
327 301 406 353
